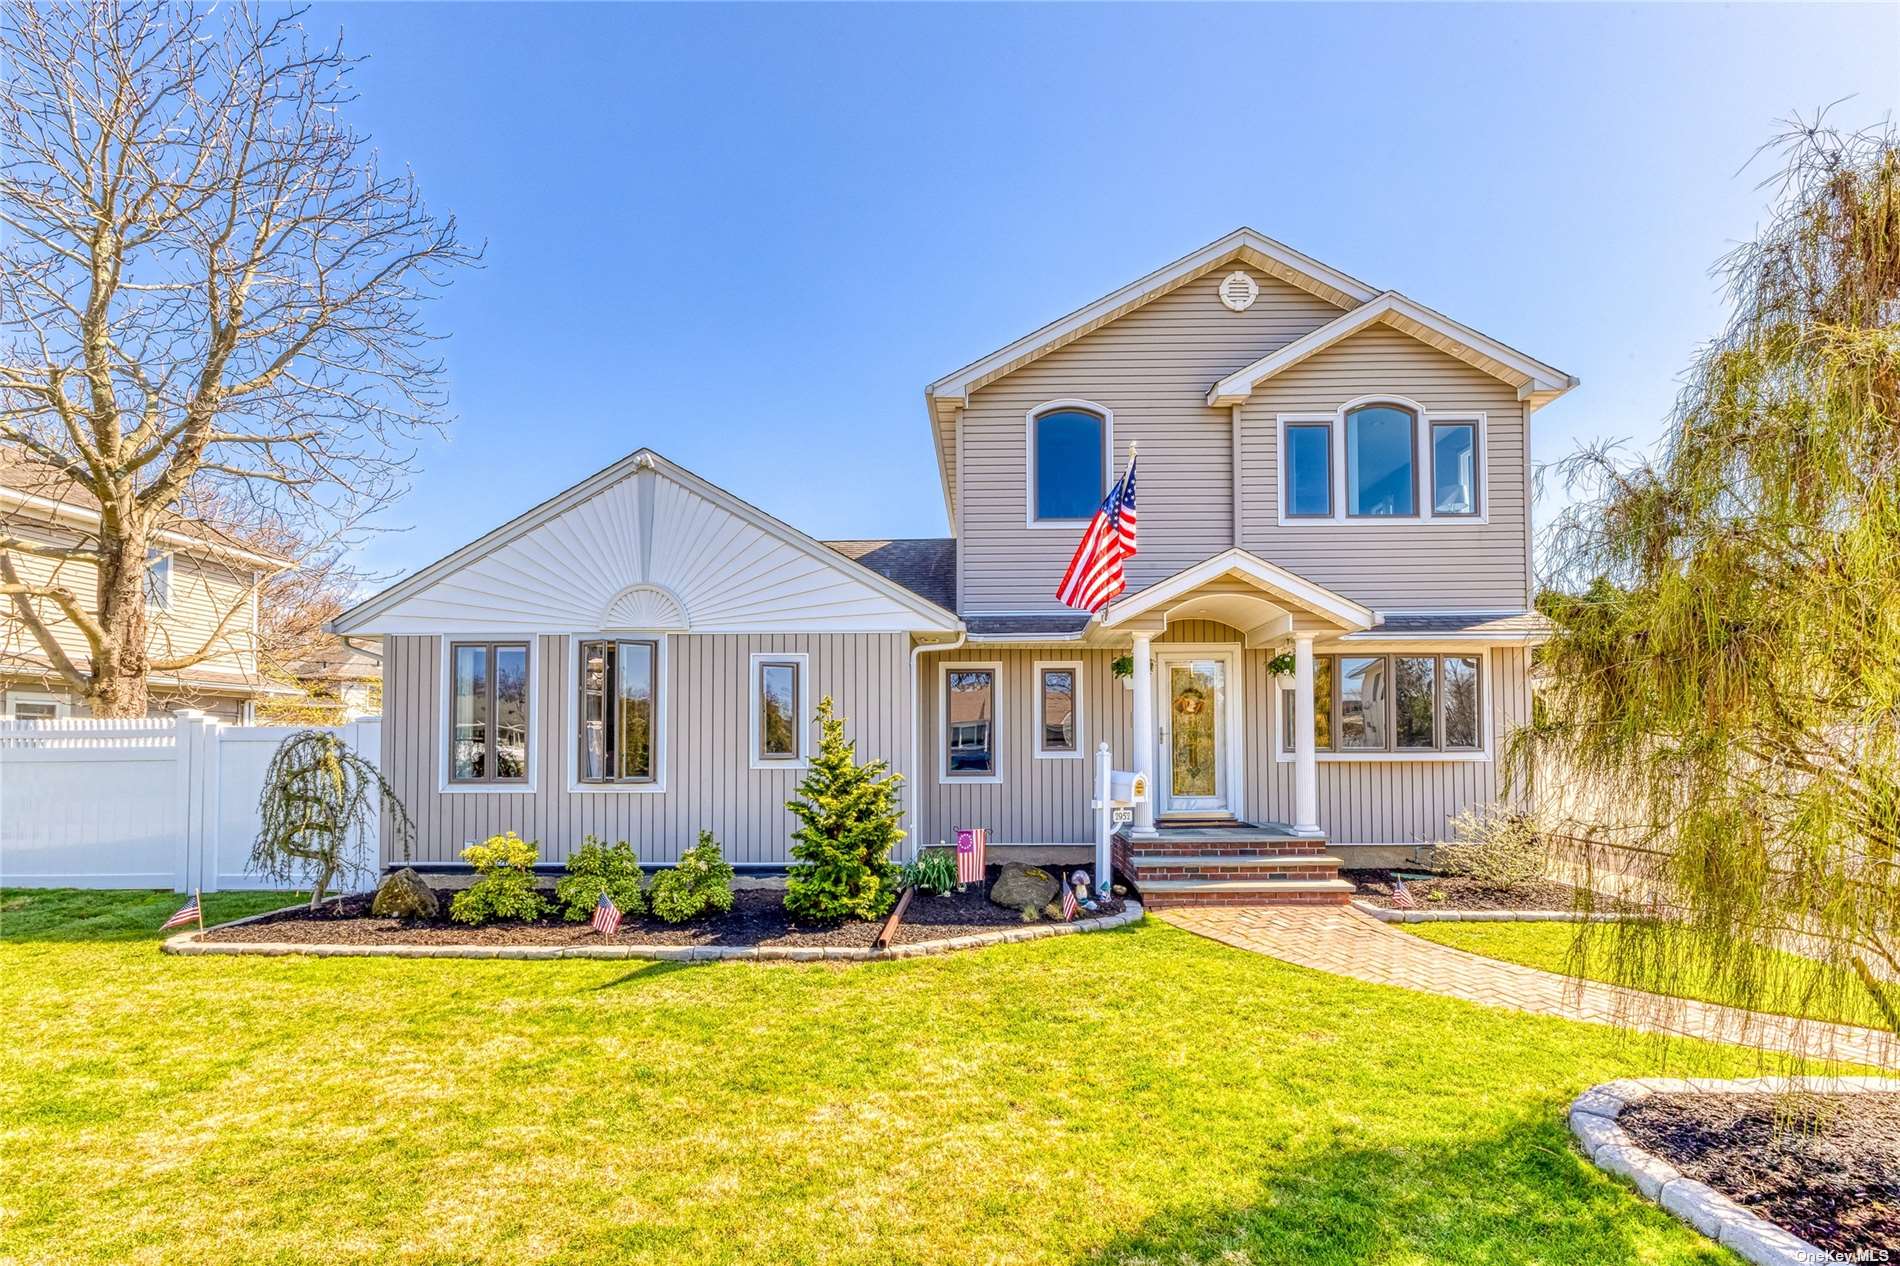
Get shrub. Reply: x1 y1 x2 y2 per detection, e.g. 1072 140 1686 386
449 831 549 925
1435 804 1547 891
554 836 646 921
900 847 958 897
784 696 904 922
648 831 735 923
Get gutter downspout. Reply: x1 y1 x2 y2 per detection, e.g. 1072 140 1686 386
908 629 965 862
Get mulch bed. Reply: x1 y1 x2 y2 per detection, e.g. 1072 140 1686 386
1620 1091 1900 1254
205 878 1123 950
1346 868 1595 912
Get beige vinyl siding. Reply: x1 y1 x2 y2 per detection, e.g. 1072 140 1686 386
918 624 1533 849
0 517 260 680
381 631 912 867
957 270 1345 613
1237 325 1531 609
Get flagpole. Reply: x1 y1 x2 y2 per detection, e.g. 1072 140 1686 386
195 888 204 934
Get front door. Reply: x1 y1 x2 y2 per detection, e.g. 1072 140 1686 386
1156 651 1235 818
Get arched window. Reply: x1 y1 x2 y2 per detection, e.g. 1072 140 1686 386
1029 406 1108 522
1344 403 1418 517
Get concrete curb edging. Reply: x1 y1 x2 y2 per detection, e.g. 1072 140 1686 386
162 902 1145 962
1567 1075 1899 1265
1353 899 1627 924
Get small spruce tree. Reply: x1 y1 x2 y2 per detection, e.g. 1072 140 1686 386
784 697 905 922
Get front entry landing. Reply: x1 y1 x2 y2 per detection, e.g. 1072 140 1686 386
1119 820 1352 909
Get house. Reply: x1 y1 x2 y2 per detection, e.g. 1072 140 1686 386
331 228 1573 906
258 636 384 723
0 455 299 721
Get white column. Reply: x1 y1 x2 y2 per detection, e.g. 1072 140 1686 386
1293 634 1321 836
1130 632 1157 837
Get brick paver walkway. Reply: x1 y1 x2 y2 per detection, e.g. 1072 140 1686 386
1161 905 1898 1069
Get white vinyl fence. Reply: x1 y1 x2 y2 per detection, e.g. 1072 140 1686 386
0 711 381 893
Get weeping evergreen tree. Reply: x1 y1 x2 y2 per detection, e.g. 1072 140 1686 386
784 697 905 922
251 730 414 909
1519 116 1900 1039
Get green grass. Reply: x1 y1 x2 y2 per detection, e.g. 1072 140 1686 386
0 889 1782 1266
1404 920 1890 1031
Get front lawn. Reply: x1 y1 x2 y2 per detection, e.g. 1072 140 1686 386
0 888 1772 1265
1404 920 1891 1031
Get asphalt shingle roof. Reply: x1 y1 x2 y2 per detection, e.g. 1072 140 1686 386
823 538 957 611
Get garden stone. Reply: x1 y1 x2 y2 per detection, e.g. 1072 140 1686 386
370 868 439 919
1716 1213 1818 1266
989 863 1058 910
1591 1144 1677 1200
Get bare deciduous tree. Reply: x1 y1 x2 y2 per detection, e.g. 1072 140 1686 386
0 0 475 715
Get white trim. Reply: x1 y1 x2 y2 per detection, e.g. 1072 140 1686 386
1274 404 1489 527
438 634 541 795
5 689 71 719
1208 291 1576 407
566 634 670 794
1273 647 1492 764
331 448 961 637
1153 644 1245 819
1023 400 1115 529
1032 659 1084 760
749 651 810 770
1102 547 1376 631
938 659 1003 784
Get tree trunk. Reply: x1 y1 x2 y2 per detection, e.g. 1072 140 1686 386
84 530 152 718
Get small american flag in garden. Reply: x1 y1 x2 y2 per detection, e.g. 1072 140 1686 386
1054 452 1138 611
160 890 202 931
591 891 622 936
955 828 986 886
1389 876 1418 910
1060 877 1078 921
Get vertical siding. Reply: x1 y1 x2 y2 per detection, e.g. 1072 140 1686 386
916 633 1535 849
381 632 912 867
957 270 1345 613
1237 325 1531 609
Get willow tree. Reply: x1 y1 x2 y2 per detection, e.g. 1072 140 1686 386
1520 118 1899 1039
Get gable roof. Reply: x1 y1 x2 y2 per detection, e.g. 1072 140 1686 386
330 449 962 636
822 538 956 610
1206 291 1577 409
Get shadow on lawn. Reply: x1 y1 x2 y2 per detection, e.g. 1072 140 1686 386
590 960 698 990
1075 1118 1703 1266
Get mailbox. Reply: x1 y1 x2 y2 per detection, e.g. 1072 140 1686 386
1108 770 1147 806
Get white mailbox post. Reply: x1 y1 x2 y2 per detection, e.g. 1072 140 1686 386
1090 741 1147 897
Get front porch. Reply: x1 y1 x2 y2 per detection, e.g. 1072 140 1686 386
1114 818 1353 909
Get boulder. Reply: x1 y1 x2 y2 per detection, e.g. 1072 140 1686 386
371 867 440 919
989 863 1058 910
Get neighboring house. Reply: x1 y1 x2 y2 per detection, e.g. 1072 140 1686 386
332 228 1574 906
259 636 384 723
0 457 299 722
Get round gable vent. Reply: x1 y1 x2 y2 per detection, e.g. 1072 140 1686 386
1219 270 1260 312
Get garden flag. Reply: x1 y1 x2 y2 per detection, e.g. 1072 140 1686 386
160 890 203 931
591 890 623 936
955 828 987 886
1389 876 1418 910
1055 449 1138 611
1060 876 1078 921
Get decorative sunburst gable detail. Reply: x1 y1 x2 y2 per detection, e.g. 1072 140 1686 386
601 583 689 631
331 449 962 636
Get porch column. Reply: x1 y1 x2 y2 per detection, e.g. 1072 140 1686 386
1129 631 1157 837
1293 633 1321 836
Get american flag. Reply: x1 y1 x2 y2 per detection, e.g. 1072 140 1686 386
955 828 986 887
591 890 623 936
1054 454 1138 611
160 890 202 931
1389 876 1419 910
1060 875 1079 921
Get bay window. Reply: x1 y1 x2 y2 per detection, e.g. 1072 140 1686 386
1281 653 1482 755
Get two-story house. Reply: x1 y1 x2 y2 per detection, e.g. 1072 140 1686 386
0 455 298 721
331 229 1573 906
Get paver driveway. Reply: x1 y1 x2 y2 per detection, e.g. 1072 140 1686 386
1161 904 1899 1069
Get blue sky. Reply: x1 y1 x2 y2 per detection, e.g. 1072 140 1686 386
325 2 1897 582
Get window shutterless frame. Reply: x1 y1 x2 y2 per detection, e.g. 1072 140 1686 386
1281 420 1334 518
578 639 660 784
939 661 1002 782
1033 661 1083 758
447 640 531 785
1279 652 1485 759
754 657 803 763
1023 400 1114 528
1429 420 1482 517
1275 401 1489 526
1343 404 1420 519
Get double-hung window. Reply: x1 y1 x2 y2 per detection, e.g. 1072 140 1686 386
1029 406 1108 522
1282 653 1482 755
450 641 530 783
579 639 659 783
944 666 999 777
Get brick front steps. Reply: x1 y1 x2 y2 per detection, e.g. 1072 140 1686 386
1118 821 1353 908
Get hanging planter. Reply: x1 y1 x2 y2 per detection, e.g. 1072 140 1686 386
1266 651 1297 677
1112 653 1136 690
